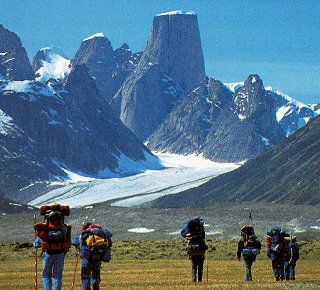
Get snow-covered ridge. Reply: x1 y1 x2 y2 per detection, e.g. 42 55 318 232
82 32 105 42
223 82 244 92
35 46 70 82
156 10 196 16
266 87 309 110
3 80 60 100
4 80 32 93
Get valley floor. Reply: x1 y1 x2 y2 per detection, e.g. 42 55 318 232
1 241 320 289
1 202 320 242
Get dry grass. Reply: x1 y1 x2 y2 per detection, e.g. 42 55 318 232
0 241 320 289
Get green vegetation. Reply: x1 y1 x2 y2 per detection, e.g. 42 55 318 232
1 240 320 289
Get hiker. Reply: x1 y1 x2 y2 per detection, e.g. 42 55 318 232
283 235 292 280
181 217 208 283
237 224 261 281
74 222 112 290
34 204 71 290
288 236 299 280
266 226 289 281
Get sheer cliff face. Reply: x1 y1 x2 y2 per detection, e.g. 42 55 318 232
141 12 206 92
112 11 206 141
0 25 34 81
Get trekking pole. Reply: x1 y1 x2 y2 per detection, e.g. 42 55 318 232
249 212 254 227
33 214 38 290
206 252 209 284
70 249 80 290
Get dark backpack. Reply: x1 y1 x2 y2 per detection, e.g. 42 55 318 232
81 224 112 262
266 226 288 256
186 236 208 256
181 217 205 238
181 217 207 256
240 225 261 256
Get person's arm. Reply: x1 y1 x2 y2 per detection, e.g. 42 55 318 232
237 240 243 260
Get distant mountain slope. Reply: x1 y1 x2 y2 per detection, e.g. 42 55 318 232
0 195 34 214
0 108 65 197
70 33 141 102
148 75 318 162
153 114 320 207
0 25 34 81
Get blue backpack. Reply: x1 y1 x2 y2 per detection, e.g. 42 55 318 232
75 224 112 262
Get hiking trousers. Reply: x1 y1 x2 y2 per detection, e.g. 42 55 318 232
243 257 255 281
271 255 285 280
81 258 102 290
191 255 204 282
42 251 65 290
288 260 297 280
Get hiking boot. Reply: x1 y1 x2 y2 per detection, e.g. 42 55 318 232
275 277 280 281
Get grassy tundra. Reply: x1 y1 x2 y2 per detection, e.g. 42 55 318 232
0 240 320 289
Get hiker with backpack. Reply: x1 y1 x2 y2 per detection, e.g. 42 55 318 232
287 236 300 280
34 204 71 290
74 222 112 290
237 224 261 281
181 217 208 283
266 226 290 281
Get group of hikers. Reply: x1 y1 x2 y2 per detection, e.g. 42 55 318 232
32 204 300 289
33 203 112 290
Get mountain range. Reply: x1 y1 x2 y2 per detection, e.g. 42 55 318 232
153 113 320 207
0 25 162 201
0 11 319 205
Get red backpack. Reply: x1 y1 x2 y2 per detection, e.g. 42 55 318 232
34 204 71 253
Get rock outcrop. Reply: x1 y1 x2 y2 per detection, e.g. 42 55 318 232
0 25 34 81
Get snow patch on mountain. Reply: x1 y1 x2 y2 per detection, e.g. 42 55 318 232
223 82 244 92
266 87 319 136
34 46 70 82
83 33 105 42
4 80 32 92
0 109 15 135
3 80 61 102
156 10 196 16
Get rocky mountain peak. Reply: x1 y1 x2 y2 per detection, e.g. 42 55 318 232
141 10 205 92
69 33 116 102
111 11 205 141
114 43 132 66
0 25 34 81
32 46 70 82
234 74 268 120
244 74 264 89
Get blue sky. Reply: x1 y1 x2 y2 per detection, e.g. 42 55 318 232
1 0 320 104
